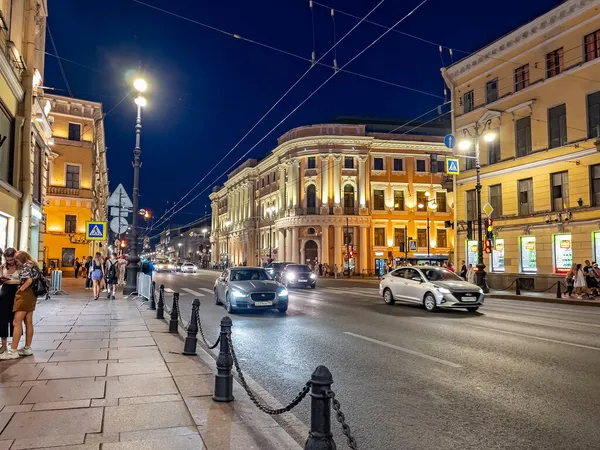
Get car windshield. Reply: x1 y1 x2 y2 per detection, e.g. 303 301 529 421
421 268 463 281
286 265 311 272
230 269 272 281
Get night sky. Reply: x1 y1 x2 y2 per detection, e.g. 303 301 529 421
45 0 564 232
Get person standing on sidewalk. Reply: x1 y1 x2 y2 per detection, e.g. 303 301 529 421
459 260 467 280
565 263 576 298
1 251 38 359
117 256 127 287
105 253 118 300
74 258 81 278
90 253 105 300
0 248 19 354
84 256 92 289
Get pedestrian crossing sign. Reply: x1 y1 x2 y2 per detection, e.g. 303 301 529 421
446 158 460 175
86 221 107 241
409 240 417 251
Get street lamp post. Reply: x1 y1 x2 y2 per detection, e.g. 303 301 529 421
266 207 276 263
224 220 232 268
178 243 183 263
418 192 437 263
459 119 495 293
124 78 148 295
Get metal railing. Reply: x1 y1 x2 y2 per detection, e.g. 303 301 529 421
136 272 153 300
47 186 80 197
49 270 67 295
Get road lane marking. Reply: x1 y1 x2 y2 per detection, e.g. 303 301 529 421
466 325 600 351
200 288 214 294
479 311 600 329
164 288 174 293
181 288 205 297
344 332 462 368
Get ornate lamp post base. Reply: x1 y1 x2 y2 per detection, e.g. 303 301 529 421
123 257 140 295
476 263 489 293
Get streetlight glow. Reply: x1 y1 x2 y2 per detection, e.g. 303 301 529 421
134 96 147 107
459 139 472 150
418 203 424 209
425 191 430 198
133 78 147 92
484 132 497 142
225 220 232 227
202 228 208 234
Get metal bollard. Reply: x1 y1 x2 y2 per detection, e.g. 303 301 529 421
169 292 179 333
213 316 234 402
150 281 156 310
183 299 200 355
157 284 165 319
305 365 335 450
556 281 562 299
515 278 521 295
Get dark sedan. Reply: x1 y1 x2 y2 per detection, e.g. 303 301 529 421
281 264 317 289
265 261 293 282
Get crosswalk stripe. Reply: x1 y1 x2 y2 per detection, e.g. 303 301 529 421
182 288 205 297
164 288 174 293
200 288 214 294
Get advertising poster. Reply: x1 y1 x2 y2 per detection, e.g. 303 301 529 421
492 238 505 272
520 236 537 273
553 234 572 273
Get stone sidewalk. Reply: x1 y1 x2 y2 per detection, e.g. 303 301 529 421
0 282 301 449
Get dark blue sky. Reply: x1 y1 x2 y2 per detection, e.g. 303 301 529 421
46 0 563 230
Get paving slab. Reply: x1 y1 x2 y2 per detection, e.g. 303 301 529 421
58 340 109 349
10 434 85 449
118 394 182 405
103 401 194 433
49 349 108 362
118 425 199 442
0 364 43 382
102 435 204 450
167 361 213 376
106 362 169 377
173 374 214 398
105 376 178 399
107 347 162 361
38 362 107 380
64 332 110 340
0 387 31 406
1 405 33 413
108 338 155 348
23 378 105 403
0 407 103 439
109 331 151 339
32 399 91 411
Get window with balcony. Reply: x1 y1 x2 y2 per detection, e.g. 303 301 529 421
587 91 600 139
65 215 77 233
417 229 427 248
486 79 498 103
487 131 501 164
436 191 446 212
393 158 403 172
466 189 476 221
307 156 316 169
489 184 502 219
68 123 81 141
416 191 427 209
373 189 385 210
393 190 404 211
343 184 355 214
551 171 569 212
306 184 317 214
548 104 567 149
416 160 426 173
516 116 532 157
65 164 79 190
591 164 600 207
374 228 386 247
394 227 406 248
518 178 534 216
436 229 447 248
373 157 384 171
33 143 41 203
463 90 474 113
546 48 563 78
344 157 354 169
584 29 600 62
514 64 529 92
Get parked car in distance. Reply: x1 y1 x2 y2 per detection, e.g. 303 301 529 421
214 267 288 314
174 263 183 272
281 264 317 289
265 262 294 282
181 262 197 273
379 266 484 312
155 260 172 273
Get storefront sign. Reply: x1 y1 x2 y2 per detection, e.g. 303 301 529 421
553 233 572 273
520 236 537 273
492 238 505 272
375 251 384 257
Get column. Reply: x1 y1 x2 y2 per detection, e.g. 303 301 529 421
333 155 342 206
292 159 300 208
292 227 299 263
286 162 293 209
320 155 329 206
321 225 329 265
278 165 286 211
278 228 285 261
285 228 292 261
248 183 254 220
360 227 368 274
358 155 368 208
334 225 342 267
300 245 305 265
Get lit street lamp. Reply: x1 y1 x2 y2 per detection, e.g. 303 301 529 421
417 191 437 261
124 77 148 295
458 119 496 292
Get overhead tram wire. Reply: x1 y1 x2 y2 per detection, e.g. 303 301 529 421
47 24 73 97
146 0 388 230
147 0 430 232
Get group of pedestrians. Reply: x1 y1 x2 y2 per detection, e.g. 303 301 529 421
81 252 127 300
0 248 40 360
565 260 600 299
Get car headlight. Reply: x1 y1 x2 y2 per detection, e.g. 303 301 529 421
286 273 296 280
436 287 451 294
278 288 288 297
310 273 316 279
231 290 246 298
479 289 484 294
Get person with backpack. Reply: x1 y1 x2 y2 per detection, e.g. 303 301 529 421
105 253 118 300
1 251 40 359
141 257 155 279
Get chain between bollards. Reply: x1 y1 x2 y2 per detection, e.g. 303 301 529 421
169 292 179 333
195 300 220 349
182 299 199 355
325 389 358 450
156 284 165 319
150 281 156 310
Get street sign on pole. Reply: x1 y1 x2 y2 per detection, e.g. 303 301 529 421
86 222 107 241
110 207 130 217
108 184 133 208
110 217 128 234
482 202 494 217
444 134 456 149
446 158 460 175
409 240 417 251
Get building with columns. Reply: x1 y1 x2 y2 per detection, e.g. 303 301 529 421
210 123 454 274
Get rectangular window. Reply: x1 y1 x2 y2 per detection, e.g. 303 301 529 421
584 29 600 62
514 64 529 92
65 164 80 189
68 123 81 141
436 229 447 248
520 236 537 273
594 231 600 262
551 171 569 212
0 106 14 185
591 164 600 207
516 116 532 157
394 228 406 248
65 214 77 233
546 48 563 78
463 90 474 113
518 178 534 216
436 191 446 212
466 189 476 221
373 157 384 171
587 91 600 139
267 174 270 185
374 228 386 247
487 131 501 164
548 104 567 148
417 229 427 248
307 157 316 169
492 238 505 272
393 158 403 171
393 190 404 211
485 79 498 103
489 184 502 219
32 143 41 202
344 157 354 169
373 189 385 210
416 191 427 209
416 160 426 172
553 233 572 274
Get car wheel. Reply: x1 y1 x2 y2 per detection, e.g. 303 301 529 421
423 293 439 312
226 294 236 314
278 306 288 314
383 288 395 305
310 285 316 289
466 307 479 313
214 289 220 305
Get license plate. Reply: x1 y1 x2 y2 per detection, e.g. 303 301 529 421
254 301 273 306
298 279 308 282
462 296 477 302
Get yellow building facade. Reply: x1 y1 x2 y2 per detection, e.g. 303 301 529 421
442 0 600 289
43 94 108 274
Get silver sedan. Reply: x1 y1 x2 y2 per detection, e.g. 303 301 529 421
379 266 484 312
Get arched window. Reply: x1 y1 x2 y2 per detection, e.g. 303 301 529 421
306 184 317 214
343 184 355 214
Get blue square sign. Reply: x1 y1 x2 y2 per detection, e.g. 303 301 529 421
446 158 460 175
86 221 107 241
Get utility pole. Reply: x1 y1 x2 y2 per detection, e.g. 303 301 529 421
346 217 350 279
404 225 408 264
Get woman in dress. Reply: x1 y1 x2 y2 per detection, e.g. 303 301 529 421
90 252 105 300
0 248 19 353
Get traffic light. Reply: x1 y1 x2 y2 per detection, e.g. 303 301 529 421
430 153 438 173
467 221 473 240
484 239 492 254
487 218 494 239
121 241 126 248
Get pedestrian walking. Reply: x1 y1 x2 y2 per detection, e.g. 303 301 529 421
84 256 92 289
318 263 323 277
466 264 476 284
117 256 127 287
574 263 588 298
564 263 576 298
90 253 105 300
74 258 80 278
459 260 467 279
333 264 339 279
105 253 118 300
0 248 19 354
583 260 599 296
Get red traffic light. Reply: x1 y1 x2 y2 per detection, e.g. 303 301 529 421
484 239 492 254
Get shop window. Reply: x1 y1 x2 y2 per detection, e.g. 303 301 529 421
374 228 386 247
553 233 572 274
520 236 537 273
594 232 600 262
466 240 478 267
491 238 505 272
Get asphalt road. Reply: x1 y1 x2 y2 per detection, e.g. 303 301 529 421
152 270 600 450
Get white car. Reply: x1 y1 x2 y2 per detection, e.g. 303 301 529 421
181 262 197 273
379 266 484 312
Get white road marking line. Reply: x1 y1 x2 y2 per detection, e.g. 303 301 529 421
181 288 205 297
164 288 174 293
466 324 600 351
480 311 600 329
344 332 462 368
200 288 214 294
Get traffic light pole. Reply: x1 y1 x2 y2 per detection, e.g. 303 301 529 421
474 137 489 293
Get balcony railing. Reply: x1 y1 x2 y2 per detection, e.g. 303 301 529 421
47 186 80 197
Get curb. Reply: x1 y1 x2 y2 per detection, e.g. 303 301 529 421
488 294 600 307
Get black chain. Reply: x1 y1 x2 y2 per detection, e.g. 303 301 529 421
325 389 358 450
195 313 221 349
227 333 311 414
